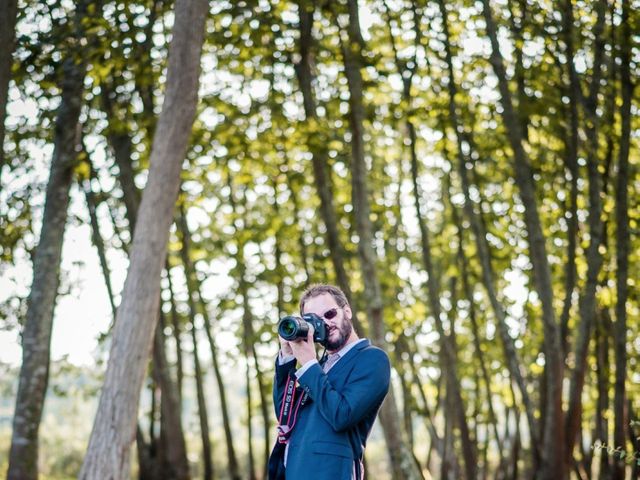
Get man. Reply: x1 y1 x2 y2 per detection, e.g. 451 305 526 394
268 284 391 480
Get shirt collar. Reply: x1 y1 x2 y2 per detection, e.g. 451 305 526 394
330 338 366 359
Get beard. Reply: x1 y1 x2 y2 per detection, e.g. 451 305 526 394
326 319 353 351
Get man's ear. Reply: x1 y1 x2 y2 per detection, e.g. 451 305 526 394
343 305 352 321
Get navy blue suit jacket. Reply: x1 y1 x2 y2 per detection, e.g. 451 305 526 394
271 339 390 480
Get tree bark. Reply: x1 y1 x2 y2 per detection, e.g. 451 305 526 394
612 0 638 480
564 0 607 461
7 3 89 477
612 3 632 480
593 309 611 478
479 2 566 478
79 1 207 477
0 0 18 189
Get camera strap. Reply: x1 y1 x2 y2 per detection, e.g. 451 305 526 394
276 374 309 444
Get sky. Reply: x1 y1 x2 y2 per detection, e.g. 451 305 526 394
0 204 122 367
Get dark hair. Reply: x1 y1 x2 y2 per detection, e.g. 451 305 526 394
299 284 349 314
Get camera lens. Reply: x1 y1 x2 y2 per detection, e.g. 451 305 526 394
278 315 308 340
280 319 297 336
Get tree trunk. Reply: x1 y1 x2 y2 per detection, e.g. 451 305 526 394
178 207 242 480
338 1 424 479
557 0 582 356
81 157 118 318
153 315 190 480
246 361 257 480
7 3 89 477
594 309 611 478
189 318 214 480
612 2 632 479
479 2 566 477
165 267 184 404
101 87 139 231
409 133 476 480
435 0 538 460
0 0 18 188
453 214 502 453
79 1 206 476
564 0 607 461
294 0 364 335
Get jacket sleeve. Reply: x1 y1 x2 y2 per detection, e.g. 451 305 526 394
273 356 297 418
297 347 390 432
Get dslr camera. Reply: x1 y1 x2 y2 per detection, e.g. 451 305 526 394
278 313 328 346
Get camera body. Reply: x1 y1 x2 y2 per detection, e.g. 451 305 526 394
278 313 328 346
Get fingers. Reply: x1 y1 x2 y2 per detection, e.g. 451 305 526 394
307 325 315 342
279 337 293 355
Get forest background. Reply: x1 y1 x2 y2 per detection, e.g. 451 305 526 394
0 0 638 479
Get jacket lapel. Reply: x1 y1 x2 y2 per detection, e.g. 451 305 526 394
327 339 370 376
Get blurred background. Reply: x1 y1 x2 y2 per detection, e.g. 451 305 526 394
0 0 638 479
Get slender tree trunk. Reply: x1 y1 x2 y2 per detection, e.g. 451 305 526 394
189 320 214 480
409 135 476 480
435 0 537 460
0 0 18 189
612 2 632 479
565 0 607 461
165 266 184 403
7 4 90 477
438 0 538 463
246 361 257 480
178 216 214 479
337 1 424 479
136 425 155 480
81 158 117 318
294 0 364 334
178 207 242 480
557 0 582 356
100 87 139 231
251 342 271 480
226 177 272 479
453 215 502 453
479 2 565 477
506 0 529 140
199 305 241 480
153 314 190 480
594 309 611 478
270 175 287 316
79 1 207 476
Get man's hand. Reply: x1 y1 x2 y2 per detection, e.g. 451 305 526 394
279 335 294 357
289 326 317 365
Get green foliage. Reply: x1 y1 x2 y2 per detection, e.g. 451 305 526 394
1 0 639 478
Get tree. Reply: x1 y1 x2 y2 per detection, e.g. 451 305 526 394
7 2 92 478
337 1 424 478
480 1 566 477
79 0 207 477
0 0 18 190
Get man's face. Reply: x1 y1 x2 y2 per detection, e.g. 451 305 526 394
302 293 353 352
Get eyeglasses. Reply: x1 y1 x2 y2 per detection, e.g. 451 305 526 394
322 308 340 320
